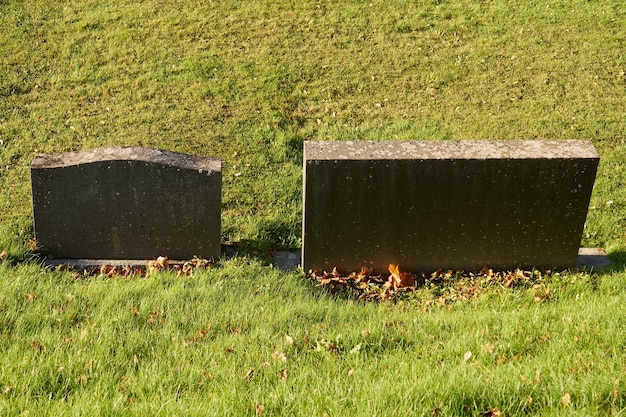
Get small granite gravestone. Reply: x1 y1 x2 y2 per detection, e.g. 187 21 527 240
31 146 221 260
303 140 599 273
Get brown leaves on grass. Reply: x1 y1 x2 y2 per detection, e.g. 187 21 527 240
389 264 416 289
147 256 168 275
310 264 419 301
62 256 215 279
310 265 550 303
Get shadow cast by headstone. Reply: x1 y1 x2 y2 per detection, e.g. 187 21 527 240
222 218 302 269
574 248 624 275
607 251 626 272
0 251 41 267
222 242 302 271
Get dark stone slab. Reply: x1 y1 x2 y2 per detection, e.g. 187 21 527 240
31 146 221 260
302 140 599 273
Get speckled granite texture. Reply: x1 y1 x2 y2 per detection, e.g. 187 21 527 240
31 147 221 260
303 140 599 273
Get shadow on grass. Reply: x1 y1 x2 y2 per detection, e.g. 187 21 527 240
607 251 626 272
222 241 302 271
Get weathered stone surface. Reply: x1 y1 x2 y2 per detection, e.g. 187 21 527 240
303 140 599 273
31 146 221 259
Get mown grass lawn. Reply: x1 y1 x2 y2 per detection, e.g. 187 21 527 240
1 0 625 415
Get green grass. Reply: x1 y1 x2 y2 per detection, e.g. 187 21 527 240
1 262 626 415
1 0 626 415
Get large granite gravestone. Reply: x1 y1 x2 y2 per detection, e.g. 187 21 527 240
31 147 221 260
302 140 599 273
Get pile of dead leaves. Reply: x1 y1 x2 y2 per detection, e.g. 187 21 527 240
309 265 420 302
310 264 551 303
62 256 215 279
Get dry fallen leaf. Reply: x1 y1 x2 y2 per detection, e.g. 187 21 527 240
388 264 416 289
147 311 159 324
463 351 473 362
310 264 553 303
481 408 503 417
253 402 264 416
285 334 294 347
99 264 118 278
148 256 169 275
0 250 6 261
562 392 571 406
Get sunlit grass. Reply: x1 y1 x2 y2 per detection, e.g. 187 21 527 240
1 261 625 415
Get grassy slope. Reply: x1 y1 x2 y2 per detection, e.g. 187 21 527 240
1 0 625 250
1 262 626 416
1 0 625 415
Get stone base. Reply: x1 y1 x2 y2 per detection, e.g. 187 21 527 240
576 248 611 270
43 248 610 272
273 247 611 272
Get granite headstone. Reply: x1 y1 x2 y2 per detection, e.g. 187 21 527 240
302 140 599 273
31 146 221 260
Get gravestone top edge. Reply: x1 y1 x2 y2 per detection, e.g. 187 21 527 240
304 140 599 161
31 146 221 172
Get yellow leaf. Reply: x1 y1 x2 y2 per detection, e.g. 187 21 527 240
562 392 571 406
388 264 415 289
